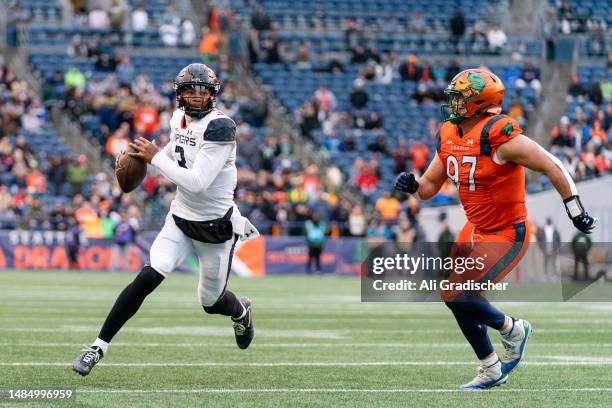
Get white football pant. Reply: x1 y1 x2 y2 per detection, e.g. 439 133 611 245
149 213 238 306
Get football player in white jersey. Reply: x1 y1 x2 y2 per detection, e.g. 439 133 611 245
73 63 259 376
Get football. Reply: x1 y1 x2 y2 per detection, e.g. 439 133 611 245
115 146 147 193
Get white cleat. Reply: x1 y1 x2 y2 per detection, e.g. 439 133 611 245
501 319 532 374
460 360 508 390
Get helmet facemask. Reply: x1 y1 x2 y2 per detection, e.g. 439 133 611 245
175 83 219 119
442 88 469 124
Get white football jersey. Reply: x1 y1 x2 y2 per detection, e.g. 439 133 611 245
156 108 237 221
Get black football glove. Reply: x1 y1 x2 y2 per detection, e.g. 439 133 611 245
394 172 419 195
564 195 597 234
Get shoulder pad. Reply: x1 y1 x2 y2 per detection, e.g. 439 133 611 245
480 114 508 156
203 117 236 142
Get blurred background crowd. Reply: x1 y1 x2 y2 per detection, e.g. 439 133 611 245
1 0 610 243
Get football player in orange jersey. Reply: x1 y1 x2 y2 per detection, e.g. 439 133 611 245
395 68 597 390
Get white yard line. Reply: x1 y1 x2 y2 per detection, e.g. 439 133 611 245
4 326 612 335
74 387 612 394
2 361 612 367
2 342 612 349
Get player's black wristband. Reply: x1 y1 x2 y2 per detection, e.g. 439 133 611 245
563 195 584 219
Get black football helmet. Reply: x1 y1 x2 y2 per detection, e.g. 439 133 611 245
174 63 221 118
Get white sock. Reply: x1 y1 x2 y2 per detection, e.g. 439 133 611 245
92 338 109 355
480 353 499 368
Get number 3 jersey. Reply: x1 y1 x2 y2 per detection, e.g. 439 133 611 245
436 114 527 232
151 108 237 221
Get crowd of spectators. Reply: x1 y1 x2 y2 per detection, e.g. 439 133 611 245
0 58 142 238
552 74 612 181
549 1 609 57
69 0 197 48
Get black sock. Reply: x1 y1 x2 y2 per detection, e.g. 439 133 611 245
98 265 164 342
203 290 244 319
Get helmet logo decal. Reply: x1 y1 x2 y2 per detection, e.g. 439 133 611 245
461 72 486 101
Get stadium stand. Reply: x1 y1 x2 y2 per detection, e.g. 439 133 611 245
3 0 608 241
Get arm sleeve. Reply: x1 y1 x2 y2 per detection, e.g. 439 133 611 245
161 141 173 159
151 142 234 194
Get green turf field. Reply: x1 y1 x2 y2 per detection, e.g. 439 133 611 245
2 270 612 407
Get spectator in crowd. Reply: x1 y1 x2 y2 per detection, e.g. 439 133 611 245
409 10 426 34
46 155 68 196
251 3 272 31
508 97 527 128
350 79 369 109
26 165 46 193
449 9 466 54
353 110 367 129
437 213 455 261
199 27 219 60
601 77 612 102
322 132 343 154
262 31 282 64
395 217 417 253
64 67 86 90
348 205 366 236
470 22 489 53
567 74 586 101
295 44 312 69
105 122 131 158
115 55 135 87
392 137 411 173
410 139 430 174
375 191 401 223
571 229 592 281
299 103 320 139
399 54 422 82
112 210 137 271
67 154 88 194
516 62 542 97
541 8 558 60
537 217 561 278
305 212 326 274
487 25 507 53
181 20 196 47
108 0 128 33
327 55 344 74
88 8 110 30
313 85 337 113
375 56 394 84
67 35 89 58
159 16 180 47
365 112 384 131
345 20 362 54
367 219 391 240
551 116 576 149
131 2 148 32
356 163 378 199
66 216 81 269
351 46 368 65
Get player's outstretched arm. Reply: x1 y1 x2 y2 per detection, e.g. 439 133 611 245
394 154 446 200
496 135 597 233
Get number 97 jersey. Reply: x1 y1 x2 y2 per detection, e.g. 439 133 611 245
436 114 527 232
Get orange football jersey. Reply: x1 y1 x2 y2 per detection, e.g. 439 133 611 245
436 114 527 232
